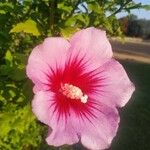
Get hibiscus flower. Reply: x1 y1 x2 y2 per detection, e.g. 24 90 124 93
26 27 135 150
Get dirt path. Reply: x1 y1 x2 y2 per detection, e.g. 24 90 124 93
110 39 150 64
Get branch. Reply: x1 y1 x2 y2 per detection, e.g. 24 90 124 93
49 0 57 32
126 3 142 10
81 3 88 13
57 147 62 150
108 0 132 17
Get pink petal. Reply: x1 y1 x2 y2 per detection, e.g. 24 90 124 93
26 38 70 93
89 59 135 107
69 27 113 70
32 90 68 128
32 91 79 146
46 120 79 146
70 103 120 150
32 92 119 149
32 91 54 125
32 91 119 149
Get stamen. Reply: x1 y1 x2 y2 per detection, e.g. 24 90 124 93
81 95 88 103
60 83 88 103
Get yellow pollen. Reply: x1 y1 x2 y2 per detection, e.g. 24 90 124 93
60 83 88 103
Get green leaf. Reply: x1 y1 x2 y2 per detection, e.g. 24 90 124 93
0 65 12 76
88 2 103 14
14 53 27 64
10 19 40 36
58 2 72 13
141 5 150 11
22 79 33 100
64 16 76 26
8 67 26 81
60 27 79 39
75 14 89 26
5 50 13 63
0 2 14 12
0 31 9 41
0 10 6 14
0 112 14 137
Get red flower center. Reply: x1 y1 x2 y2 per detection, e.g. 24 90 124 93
46 55 101 120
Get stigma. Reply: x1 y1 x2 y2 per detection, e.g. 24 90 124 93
60 83 88 103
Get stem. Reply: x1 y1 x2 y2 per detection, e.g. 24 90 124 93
49 0 57 35
57 147 62 150
81 3 88 13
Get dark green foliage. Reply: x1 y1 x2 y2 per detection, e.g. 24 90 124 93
0 0 149 150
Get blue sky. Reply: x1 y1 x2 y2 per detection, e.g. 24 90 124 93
117 0 150 19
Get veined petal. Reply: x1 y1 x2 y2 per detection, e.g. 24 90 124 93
32 91 79 146
88 59 135 107
69 27 113 70
32 91 69 128
26 38 70 93
32 91 119 150
46 121 79 146
69 103 119 150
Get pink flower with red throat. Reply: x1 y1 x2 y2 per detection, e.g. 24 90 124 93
26 27 135 150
